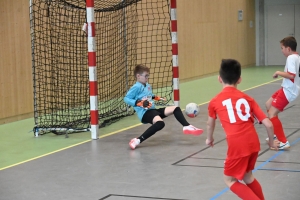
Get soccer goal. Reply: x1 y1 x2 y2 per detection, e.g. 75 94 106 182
29 0 178 138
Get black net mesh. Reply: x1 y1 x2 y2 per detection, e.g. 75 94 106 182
30 0 173 134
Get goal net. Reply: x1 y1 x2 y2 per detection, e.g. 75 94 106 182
30 0 173 135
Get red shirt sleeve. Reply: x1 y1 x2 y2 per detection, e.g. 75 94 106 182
208 99 217 119
251 99 267 122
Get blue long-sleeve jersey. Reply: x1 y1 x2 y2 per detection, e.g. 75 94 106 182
124 81 155 122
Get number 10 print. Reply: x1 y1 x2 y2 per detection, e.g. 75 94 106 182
222 98 251 123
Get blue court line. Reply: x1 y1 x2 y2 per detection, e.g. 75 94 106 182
259 168 300 172
210 138 300 200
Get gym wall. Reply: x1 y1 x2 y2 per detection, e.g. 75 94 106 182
177 0 255 81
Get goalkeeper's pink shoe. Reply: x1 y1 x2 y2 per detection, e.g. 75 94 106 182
129 138 140 150
183 125 203 136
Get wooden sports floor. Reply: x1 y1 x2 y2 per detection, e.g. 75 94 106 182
1 66 299 200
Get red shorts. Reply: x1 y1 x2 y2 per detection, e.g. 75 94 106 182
224 152 258 180
271 88 289 111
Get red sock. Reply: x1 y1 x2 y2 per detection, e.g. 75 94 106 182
246 179 265 200
270 116 287 143
230 182 260 200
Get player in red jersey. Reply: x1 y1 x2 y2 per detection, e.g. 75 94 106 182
206 59 278 200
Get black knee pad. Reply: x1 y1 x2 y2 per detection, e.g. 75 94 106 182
155 121 165 130
173 106 181 113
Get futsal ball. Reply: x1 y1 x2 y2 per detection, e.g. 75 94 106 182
185 103 200 118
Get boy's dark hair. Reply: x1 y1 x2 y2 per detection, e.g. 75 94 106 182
280 36 297 51
134 64 150 77
219 59 241 85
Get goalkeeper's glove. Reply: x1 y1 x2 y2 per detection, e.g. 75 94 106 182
153 96 166 101
135 100 152 108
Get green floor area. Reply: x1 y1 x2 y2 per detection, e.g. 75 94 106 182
0 65 283 170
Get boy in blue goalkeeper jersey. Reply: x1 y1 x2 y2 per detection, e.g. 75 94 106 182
124 64 203 150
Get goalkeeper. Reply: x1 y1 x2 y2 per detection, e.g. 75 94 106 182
124 64 203 150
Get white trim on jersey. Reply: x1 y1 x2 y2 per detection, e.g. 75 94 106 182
282 54 300 102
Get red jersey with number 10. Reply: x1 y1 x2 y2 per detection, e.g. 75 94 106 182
208 87 267 159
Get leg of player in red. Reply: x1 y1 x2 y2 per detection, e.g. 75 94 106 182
243 152 265 199
265 90 290 150
243 172 264 200
226 175 261 200
225 152 264 200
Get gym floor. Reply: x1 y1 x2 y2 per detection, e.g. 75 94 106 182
1 66 299 200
